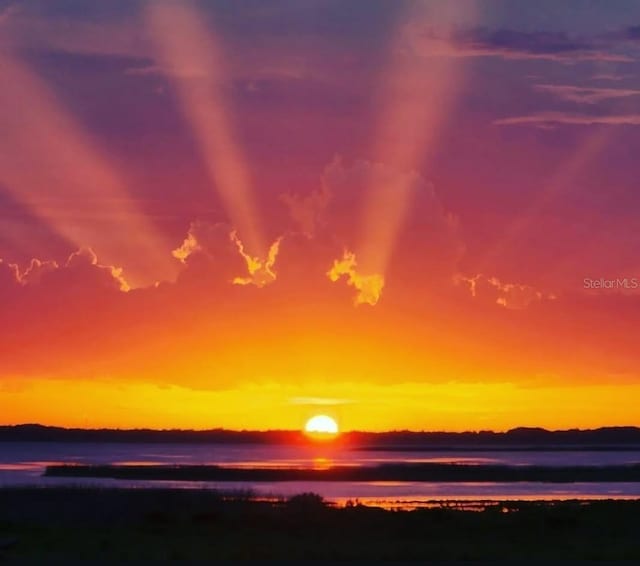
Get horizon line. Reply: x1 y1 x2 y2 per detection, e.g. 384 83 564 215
2 423 640 435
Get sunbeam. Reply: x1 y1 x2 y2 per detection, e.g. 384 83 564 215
146 0 267 262
0 50 179 287
330 2 476 304
477 126 615 273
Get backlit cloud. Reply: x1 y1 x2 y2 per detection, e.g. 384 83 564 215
0 50 179 287
455 273 556 309
327 251 384 306
230 231 282 288
64 248 130 293
0 258 20 288
20 258 58 285
324 156 461 304
1 248 130 294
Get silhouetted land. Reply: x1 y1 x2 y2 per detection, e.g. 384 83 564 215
3 424 640 449
46 462 640 482
0 488 639 560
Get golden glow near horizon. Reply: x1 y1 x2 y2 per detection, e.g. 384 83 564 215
4 378 640 432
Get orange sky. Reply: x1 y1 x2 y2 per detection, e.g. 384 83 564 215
1 1 640 431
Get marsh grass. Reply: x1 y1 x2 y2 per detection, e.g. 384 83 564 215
0 487 639 560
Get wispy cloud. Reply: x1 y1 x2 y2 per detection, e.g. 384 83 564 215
534 84 640 104
592 73 632 82
495 112 640 126
455 274 555 310
602 25 640 43
280 165 332 239
289 397 354 406
408 26 634 63
0 3 19 25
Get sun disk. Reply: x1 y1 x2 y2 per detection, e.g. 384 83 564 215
304 415 339 439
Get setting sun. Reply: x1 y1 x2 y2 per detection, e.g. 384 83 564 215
304 415 339 437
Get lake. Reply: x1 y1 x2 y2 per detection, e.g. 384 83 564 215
2 442 639 508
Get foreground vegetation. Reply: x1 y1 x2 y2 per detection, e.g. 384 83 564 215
1 488 639 561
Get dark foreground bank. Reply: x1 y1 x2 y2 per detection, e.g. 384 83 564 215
0 488 639 561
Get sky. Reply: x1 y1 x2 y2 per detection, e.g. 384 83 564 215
1 0 640 431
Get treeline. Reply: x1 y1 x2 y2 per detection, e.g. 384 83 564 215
1 424 640 447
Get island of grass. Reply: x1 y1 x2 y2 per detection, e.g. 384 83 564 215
45 461 640 482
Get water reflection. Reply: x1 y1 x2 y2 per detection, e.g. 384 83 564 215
1 442 640 505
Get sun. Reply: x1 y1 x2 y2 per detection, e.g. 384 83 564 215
304 415 339 439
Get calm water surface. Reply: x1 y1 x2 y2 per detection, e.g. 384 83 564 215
1 442 639 506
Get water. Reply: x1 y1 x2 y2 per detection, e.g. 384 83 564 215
1 442 639 507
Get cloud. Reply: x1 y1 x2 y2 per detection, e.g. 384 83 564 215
407 26 632 63
289 396 353 406
1 248 130 294
495 112 640 126
2 239 640 391
455 273 556 309
625 25 640 41
172 232 200 264
0 4 19 25
0 258 21 289
534 84 640 104
230 231 282 288
592 73 632 81
0 255 58 290
454 273 482 298
172 229 201 264
63 248 130 292
488 277 549 310
327 251 384 306
171 220 283 287
171 221 236 263
20 258 58 285
0 6 148 59
280 167 332 239
603 25 640 43
0 49 180 288
319 156 463 305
